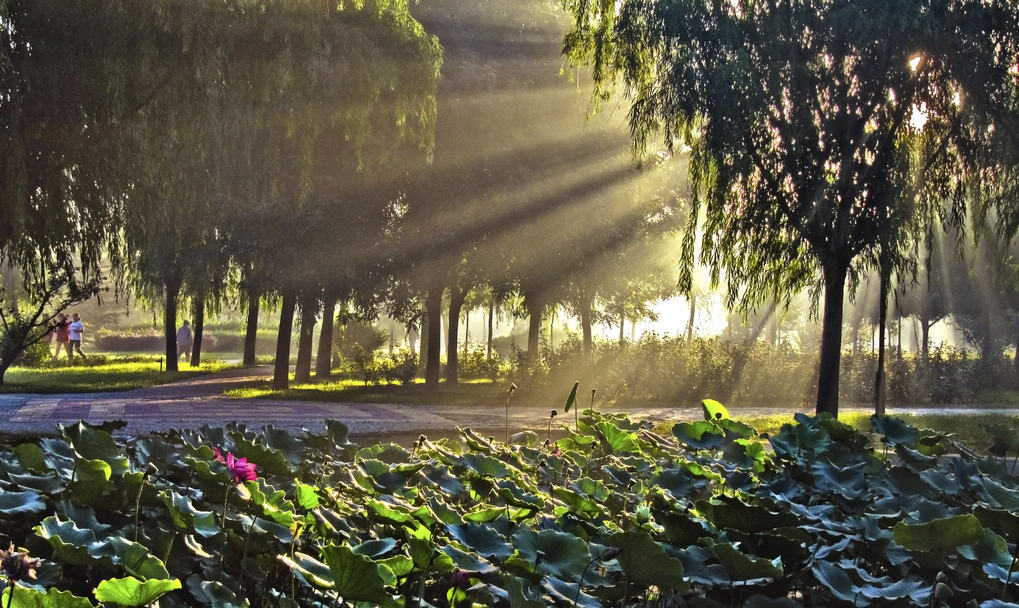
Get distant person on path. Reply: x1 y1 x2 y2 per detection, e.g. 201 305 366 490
52 314 70 360
68 313 85 358
176 321 193 362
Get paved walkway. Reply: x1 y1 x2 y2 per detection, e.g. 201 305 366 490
0 367 777 441
3 367 1014 443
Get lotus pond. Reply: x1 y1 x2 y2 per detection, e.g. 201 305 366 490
2 400 1019 607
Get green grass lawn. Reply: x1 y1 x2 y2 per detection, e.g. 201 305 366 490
737 410 1015 456
0 356 235 393
225 376 514 405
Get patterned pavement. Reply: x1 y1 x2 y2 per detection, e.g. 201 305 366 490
0 367 727 440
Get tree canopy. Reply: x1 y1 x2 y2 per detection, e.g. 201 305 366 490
563 0 1019 416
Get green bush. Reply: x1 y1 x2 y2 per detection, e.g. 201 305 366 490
14 338 53 367
457 346 505 380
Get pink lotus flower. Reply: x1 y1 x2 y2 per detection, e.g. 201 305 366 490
225 453 257 483
212 447 257 483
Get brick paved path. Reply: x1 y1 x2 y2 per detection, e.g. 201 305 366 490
6 366 996 442
1 366 771 440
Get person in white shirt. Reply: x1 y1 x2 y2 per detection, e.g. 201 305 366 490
176 321 193 362
68 313 85 358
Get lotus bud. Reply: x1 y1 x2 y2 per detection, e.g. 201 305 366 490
550 409 557 418
0 545 41 582
451 569 469 589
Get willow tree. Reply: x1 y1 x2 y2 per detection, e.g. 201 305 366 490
564 0 1019 416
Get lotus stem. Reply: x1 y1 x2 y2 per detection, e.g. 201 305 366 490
572 558 597 607
6 581 13 608
133 476 146 542
1004 540 1019 601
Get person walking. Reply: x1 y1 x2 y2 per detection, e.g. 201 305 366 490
68 313 85 358
176 321 193 363
52 314 70 361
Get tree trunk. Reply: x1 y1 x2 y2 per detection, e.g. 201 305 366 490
921 315 931 362
618 312 625 345
425 284 443 388
526 295 543 360
549 306 555 355
316 295 336 378
272 292 296 390
294 296 316 383
243 289 259 366
464 310 470 353
686 294 697 341
1014 329 1019 386
164 286 179 373
487 302 494 360
580 296 594 354
420 303 430 372
874 257 889 415
446 286 465 385
189 296 205 368
816 263 848 417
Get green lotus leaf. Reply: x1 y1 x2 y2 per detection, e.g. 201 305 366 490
238 514 294 544
695 497 800 533
564 381 579 413
366 498 417 525
541 575 601 608
14 443 48 473
495 480 544 510
608 531 687 591
769 415 830 457
572 477 610 501
979 601 1019 608
673 421 727 450
9 473 65 495
815 413 867 448
407 536 455 571
711 543 782 585
871 415 919 448
441 544 499 575
975 506 1019 543
659 511 707 546
69 458 113 505
353 538 398 558
34 516 114 567
321 544 397 605
702 398 730 421
182 534 213 558
161 490 219 537
809 459 868 496
255 425 307 465
463 507 508 523
244 479 296 527
552 486 603 518
61 422 128 476
428 497 462 524
378 554 414 578
93 577 181 607
722 439 768 471
501 573 547 608
1 585 94 608
107 536 170 580
983 562 1019 585
511 528 589 580
893 514 984 553
229 435 291 476
594 422 641 454
185 575 247 608
295 481 321 509
0 489 46 515
423 465 467 496
716 418 758 441
811 560 870 606
278 551 335 588
460 453 509 478
445 523 513 561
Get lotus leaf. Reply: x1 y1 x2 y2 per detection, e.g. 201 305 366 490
564 381 579 413
0 490 46 515
710 542 782 586
871 415 920 448
511 528 591 579
893 514 985 553
8 473 64 495
0 586 94 608
445 522 513 561
702 399 730 421
594 422 642 454
673 420 728 451
93 577 181 606
607 531 688 591
13 443 47 473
